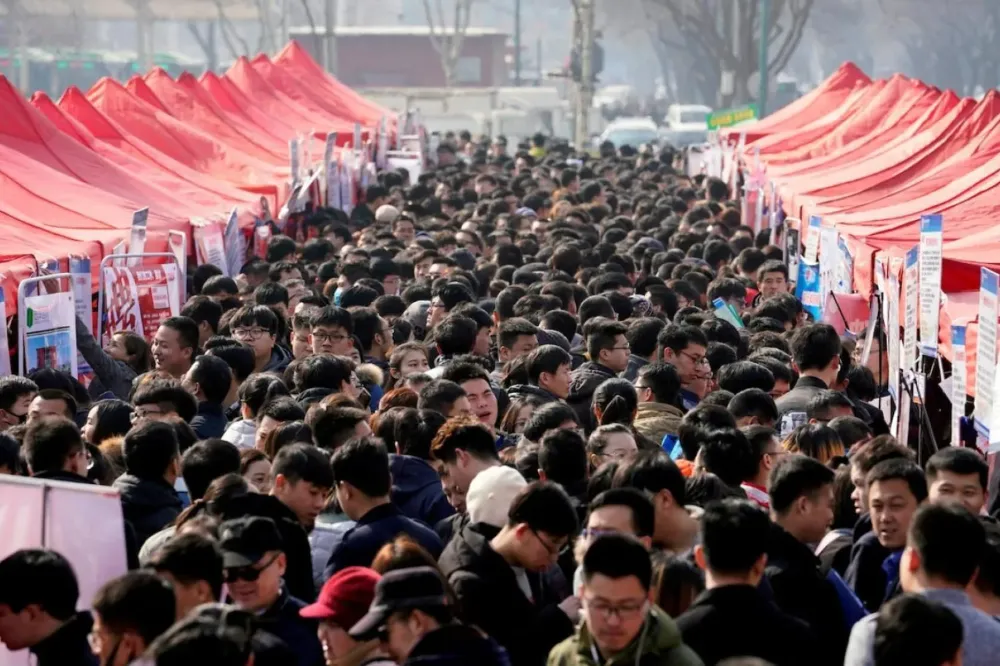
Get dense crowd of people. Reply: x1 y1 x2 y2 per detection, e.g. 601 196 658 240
0 131 994 666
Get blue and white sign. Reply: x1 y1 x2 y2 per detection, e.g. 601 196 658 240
796 259 822 321
951 325 966 447
919 214 943 358
903 246 919 372
804 215 821 264
974 268 999 440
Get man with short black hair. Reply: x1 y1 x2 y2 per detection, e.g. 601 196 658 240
766 455 847 661
0 548 96 665
512 345 572 401
497 317 540 365
180 295 223 348
846 503 1000 666
351 184 388 227
441 362 500 435
254 396 306 452
678 499 816 665
872 595 963 666
729 388 778 428
132 379 199 424
926 447 988 515
569 318 629 432
230 304 291 374
180 438 240 501
756 260 789 303
152 316 199 379
148 532 224 619
426 316 478 378
351 307 393 371
807 390 856 424
431 416 502 498
326 437 442 579
113 421 183 547
181 355 232 439
23 416 90 483
270 444 334 531
717 361 775 395
90 571 176 665
613 451 699 553
27 389 77 423
658 324 711 411
0 376 38 430
551 534 703 666
623 318 665 382
739 425 782 510
417 380 472 418
440 482 580 666
777 323 842 436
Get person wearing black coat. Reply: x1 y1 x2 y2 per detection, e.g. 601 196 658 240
437 519 574 666
113 473 182 548
29 611 98 666
324 503 443 579
567 361 618 432
843 530 896 612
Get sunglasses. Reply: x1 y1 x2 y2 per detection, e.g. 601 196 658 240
223 553 279 583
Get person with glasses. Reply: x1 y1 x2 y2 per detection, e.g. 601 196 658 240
657 324 710 412
23 415 93 484
89 571 176 666
550 533 703 666
571 488 655 595
676 500 815 666
348 567 510 666
219 516 324 666
229 305 291 375
568 319 630 434
438 481 580 666
586 425 639 473
310 306 355 358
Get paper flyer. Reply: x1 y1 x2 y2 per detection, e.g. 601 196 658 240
127 208 149 267
795 260 822 321
803 215 821 265
952 325 967 447
386 151 423 186
919 214 943 358
902 246 919 372
22 290 77 377
974 268 999 440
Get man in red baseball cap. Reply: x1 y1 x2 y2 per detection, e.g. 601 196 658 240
301 567 394 666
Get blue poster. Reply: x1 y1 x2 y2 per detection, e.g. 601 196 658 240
796 259 822 321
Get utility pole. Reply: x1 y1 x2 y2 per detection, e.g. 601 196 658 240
513 0 522 86
757 0 770 116
575 0 595 150
324 0 338 75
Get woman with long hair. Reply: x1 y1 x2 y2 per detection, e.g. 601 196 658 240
384 343 430 391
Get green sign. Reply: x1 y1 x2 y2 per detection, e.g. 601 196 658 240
706 104 759 130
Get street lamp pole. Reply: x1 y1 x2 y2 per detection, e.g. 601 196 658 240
513 0 522 85
757 0 770 116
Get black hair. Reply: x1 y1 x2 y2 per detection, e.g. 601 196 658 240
160 316 201 354
311 306 354 334
350 308 383 353
627 318 666 359
747 354 795 388
790 323 841 372
806 390 855 422
23 416 84 474
613 450 687 506
657 323 708 358
0 432 20 473
717 361 775 394
92 570 176 646
538 428 588 492
925 447 988 491
253 282 289 307
495 286 528 320
133 379 198 423
229 305 279 336
701 499 771 574
204 342 255 384
430 417 498 464
874 594 963 666
340 284 379 309
582 533 652 590
309 405 369 452
728 389 777 425
699 428 756 488
593 378 638 427
974 519 1000 599
498 318 539 352
440 362 491 386
522 402 579 443
635 363 681 406
589 488 655 538
866 459 928 503
271 442 334 490
374 295 407 319
434 282 476 311
827 416 872 451
238 374 289 419
393 409 447 459
201 275 239 298
0 549 79 620
181 296 223 336
578 295 615 327
526 345 572 385
148 532 224 600
756 259 789 283
909 502 986 586
768 455 835 515
297 354 354 392
123 420 180 481
585 318 628 360
676 404 736 461
181 439 241 501
187 355 232 406
434 316 478 356
417 380 467 416
331 436 390 497
34 388 78 420
507 481 579 537
0 376 39 412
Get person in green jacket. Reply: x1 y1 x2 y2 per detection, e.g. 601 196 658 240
549 534 703 666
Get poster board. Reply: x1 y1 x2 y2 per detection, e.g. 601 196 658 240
97 254 182 347
952 325 967 447
919 214 943 358
386 150 423 186
975 268 999 443
193 220 227 274
127 208 149 267
18 280 78 378
902 246 919 372
224 208 245 278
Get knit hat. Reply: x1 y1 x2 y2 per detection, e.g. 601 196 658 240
466 466 527 528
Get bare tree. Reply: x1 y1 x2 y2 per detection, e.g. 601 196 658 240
641 0 815 107
422 0 477 90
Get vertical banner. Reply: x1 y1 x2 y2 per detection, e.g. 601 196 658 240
886 270 901 411
22 291 78 377
194 222 227 273
224 208 244 278
902 246 919 372
795 260 822 321
323 132 337 204
785 223 800 286
803 215 822 264
353 123 363 153
69 257 94 386
952 325 967 447
289 139 301 191
127 208 149 267
328 160 342 211
818 226 839 314
376 117 389 170
919 214 943 358
835 237 853 293
0 290 11 378
974 268 999 444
